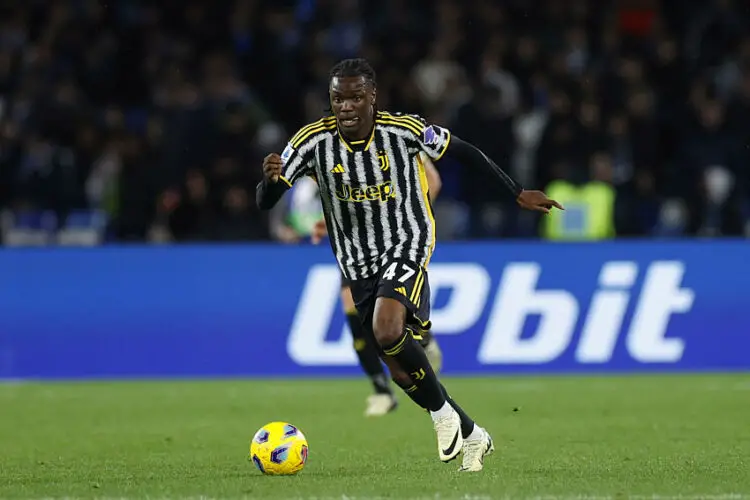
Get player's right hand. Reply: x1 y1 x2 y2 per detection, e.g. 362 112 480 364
516 189 564 214
263 153 282 183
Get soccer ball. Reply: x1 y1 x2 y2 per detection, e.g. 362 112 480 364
249 421 309 475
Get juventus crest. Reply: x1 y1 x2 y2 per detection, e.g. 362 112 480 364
378 151 390 172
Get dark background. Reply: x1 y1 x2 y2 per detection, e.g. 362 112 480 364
1 0 748 243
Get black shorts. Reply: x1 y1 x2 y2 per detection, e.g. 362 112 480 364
348 258 432 349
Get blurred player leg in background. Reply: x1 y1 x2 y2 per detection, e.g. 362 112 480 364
413 321 443 374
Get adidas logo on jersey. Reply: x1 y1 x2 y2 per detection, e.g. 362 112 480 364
331 164 345 174
394 286 407 296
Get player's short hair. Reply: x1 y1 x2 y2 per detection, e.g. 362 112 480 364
329 58 377 88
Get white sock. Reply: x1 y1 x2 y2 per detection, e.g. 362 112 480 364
465 424 482 441
429 401 453 421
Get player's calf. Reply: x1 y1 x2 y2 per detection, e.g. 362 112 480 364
385 355 432 410
372 298 445 412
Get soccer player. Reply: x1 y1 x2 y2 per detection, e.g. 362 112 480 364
310 153 444 417
270 158 444 417
256 59 562 472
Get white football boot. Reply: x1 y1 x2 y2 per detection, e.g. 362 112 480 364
458 426 495 472
432 405 463 462
364 394 398 417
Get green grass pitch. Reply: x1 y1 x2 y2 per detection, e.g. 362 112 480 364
1 374 749 499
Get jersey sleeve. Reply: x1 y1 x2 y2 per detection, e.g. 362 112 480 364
278 134 316 188
412 115 452 161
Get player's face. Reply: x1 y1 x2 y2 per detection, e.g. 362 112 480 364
329 76 375 139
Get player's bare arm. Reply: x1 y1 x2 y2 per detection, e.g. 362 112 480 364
443 136 564 214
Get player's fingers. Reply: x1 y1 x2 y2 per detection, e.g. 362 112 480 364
550 200 565 210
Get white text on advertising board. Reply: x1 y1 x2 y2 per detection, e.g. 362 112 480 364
286 261 695 366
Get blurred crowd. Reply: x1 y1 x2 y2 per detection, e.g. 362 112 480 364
1 0 749 244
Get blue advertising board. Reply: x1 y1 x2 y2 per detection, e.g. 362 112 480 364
0 240 748 379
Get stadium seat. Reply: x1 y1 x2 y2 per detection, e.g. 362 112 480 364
56 210 108 246
652 199 687 237
0 209 58 246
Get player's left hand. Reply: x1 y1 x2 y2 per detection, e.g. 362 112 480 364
310 219 327 244
516 190 564 214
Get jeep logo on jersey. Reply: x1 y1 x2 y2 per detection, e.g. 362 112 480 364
334 181 396 202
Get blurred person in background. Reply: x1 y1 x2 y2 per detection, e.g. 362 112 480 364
541 152 617 241
269 153 445 418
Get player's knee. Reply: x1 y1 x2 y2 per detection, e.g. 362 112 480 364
372 312 403 346
372 298 406 346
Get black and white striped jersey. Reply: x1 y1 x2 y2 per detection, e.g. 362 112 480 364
278 111 450 280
